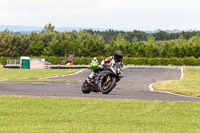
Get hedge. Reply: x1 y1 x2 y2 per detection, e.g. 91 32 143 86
1 56 200 66
0 57 20 65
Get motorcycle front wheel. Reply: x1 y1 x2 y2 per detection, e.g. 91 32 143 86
81 80 91 93
101 76 116 94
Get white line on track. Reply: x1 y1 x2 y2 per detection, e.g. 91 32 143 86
149 67 199 98
149 83 154 91
180 67 184 80
38 69 87 80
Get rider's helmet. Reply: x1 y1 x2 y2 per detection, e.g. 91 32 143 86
93 57 97 61
114 50 123 62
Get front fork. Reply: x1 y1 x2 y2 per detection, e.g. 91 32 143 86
106 75 111 85
97 75 111 91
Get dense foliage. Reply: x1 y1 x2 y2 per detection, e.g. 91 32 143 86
1 24 200 59
85 29 200 42
1 56 200 66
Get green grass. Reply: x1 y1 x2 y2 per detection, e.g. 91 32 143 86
153 68 200 97
0 96 200 133
0 69 82 80
0 68 200 132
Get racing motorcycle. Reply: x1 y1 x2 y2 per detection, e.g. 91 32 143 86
90 61 98 72
81 63 124 94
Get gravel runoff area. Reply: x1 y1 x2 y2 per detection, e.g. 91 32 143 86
0 67 200 102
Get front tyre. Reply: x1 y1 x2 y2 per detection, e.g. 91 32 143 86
101 76 116 94
81 80 91 93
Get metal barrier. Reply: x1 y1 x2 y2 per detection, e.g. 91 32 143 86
7 59 20 65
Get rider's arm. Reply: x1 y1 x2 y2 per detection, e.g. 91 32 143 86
101 60 105 65
120 62 123 71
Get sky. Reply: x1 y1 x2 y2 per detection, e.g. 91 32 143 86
0 0 200 31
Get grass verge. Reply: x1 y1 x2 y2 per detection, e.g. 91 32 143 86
0 69 82 80
153 68 200 97
0 96 200 133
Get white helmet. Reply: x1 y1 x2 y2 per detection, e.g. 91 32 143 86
93 57 97 61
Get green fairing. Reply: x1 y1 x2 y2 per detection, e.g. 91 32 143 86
91 62 98 71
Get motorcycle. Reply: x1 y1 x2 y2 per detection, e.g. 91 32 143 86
81 63 124 94
90 61 98 72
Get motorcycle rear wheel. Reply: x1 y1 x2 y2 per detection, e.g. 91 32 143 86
101 76 116 94
81 80 91 93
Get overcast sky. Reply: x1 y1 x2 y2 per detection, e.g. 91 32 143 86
0 0 200 31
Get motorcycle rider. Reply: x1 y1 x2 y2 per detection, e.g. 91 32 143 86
91 57 99 65
87 50 123 83
90 57 99 71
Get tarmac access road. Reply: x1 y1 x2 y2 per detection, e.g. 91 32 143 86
0 69 200 102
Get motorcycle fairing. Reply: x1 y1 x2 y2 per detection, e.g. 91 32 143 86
97 70 113 91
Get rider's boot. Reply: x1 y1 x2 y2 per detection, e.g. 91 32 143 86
87 72 95 83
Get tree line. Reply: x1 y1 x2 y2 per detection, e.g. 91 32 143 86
1 24 200 58
85 29 200 43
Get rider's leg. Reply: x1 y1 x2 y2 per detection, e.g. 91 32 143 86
87 71 95 83
89 71 95 79
87 65 103 83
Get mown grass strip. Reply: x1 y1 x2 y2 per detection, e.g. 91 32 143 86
0 69 82 80
0 96 200 133
153 68 200 97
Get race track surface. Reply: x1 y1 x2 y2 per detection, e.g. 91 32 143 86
0 69 200 102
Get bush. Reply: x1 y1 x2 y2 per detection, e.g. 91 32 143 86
44 57 66 65
1 56 200 66
183 57 199 66
0 57 6 65
122 57 200 66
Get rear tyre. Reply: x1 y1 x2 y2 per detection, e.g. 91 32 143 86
81 80 91 93
101 76 116 94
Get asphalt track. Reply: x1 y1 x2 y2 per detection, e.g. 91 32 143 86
0 69 200 102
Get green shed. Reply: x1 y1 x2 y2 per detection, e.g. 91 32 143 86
20 57 30 69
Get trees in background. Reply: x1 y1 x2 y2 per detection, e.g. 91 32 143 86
1 24 200 58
